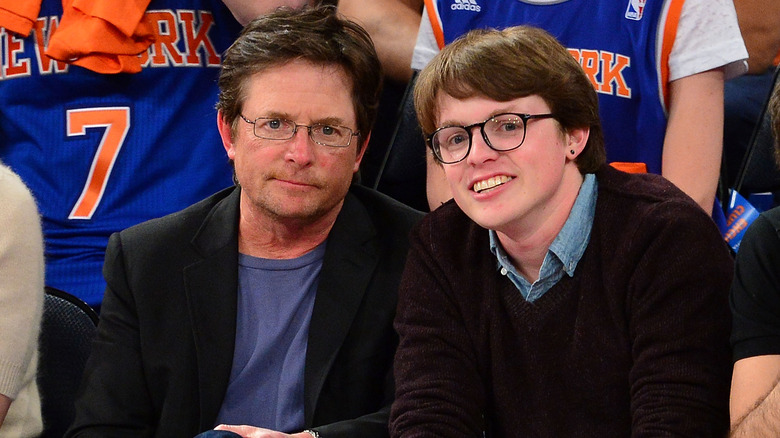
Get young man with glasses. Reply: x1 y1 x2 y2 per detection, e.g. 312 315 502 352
414 0 747 215
390 25 734 437
66 7 421 438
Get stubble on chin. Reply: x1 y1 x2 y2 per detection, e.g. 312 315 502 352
250 180 350 225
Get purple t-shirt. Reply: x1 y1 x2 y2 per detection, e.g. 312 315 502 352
215 242 326 431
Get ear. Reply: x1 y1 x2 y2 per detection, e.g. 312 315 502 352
565 126 589 160
217 111 236 160
353 132 370 173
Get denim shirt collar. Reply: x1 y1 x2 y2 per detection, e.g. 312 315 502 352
489 173 597 301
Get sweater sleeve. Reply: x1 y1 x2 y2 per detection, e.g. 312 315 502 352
390 219 486 438
625 199 733 437
0 165 44 400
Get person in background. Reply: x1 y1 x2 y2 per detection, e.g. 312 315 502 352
728 74 780 437
0 0 311 308
223 0 326 24
390 25 734 437
66 6 421 437
733 0 780 75
0 161 44 437
414 0 747 213
337 0 422 84
723 0 780 189
336 0 428 212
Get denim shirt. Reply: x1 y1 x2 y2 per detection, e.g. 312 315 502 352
489 173 597 302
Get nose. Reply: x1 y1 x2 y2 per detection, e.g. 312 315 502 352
465 127 499 165
284 126 315 165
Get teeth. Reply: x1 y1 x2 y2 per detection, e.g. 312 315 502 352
473 175 513 193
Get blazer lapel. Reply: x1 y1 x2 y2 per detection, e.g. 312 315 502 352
303 191 380 425
183 187 241 430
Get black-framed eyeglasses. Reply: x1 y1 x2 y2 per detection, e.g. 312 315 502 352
428 113 556 164
240 115 360 148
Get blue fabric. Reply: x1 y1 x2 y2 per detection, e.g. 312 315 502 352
490 174 597 301
431 0 672 175
215 243 326 431
194 431 242 438
0 0 242 306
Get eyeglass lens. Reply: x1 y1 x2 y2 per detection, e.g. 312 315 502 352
433 114 527 163
253 117 354 147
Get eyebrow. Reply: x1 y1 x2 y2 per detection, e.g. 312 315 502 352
314 116 352 128
258 111 293 120
254 112 352 128
437 108 520 128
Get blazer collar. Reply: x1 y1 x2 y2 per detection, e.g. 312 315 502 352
303 190 380 425
184 187 241 429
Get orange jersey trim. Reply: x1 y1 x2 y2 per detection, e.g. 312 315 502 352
424 0 445 50
658 0 685 110
610 162 648 174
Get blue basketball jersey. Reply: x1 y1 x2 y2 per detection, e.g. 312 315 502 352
0 0 242 306
425 0 684 175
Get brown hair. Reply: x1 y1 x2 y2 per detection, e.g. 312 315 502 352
216 5 382 150
769 77 780 168
414 25 605 173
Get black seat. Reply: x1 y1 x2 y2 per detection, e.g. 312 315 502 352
38 286 99 438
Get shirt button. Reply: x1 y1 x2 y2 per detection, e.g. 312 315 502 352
500 267 508 276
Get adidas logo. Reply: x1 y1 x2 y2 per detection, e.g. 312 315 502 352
451 0 481 12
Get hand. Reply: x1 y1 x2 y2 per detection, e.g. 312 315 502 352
213 424 312 438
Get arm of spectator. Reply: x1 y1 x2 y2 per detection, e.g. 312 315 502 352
390 224 486 437
730 355 780 436
0 395 10 427
733 0 780 74
628 200 733 435
338 0 423 82
728 210 780 435
221 0 313 26
662 69 724 212
0 165 44 431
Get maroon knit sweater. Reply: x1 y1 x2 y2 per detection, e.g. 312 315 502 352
390 166 734 437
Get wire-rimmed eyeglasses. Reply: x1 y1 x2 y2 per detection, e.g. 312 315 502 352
240 115 360 148
429 113 556 164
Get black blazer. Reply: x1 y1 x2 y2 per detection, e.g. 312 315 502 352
66 185 422 438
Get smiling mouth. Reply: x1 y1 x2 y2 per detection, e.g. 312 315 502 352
473 175 513 193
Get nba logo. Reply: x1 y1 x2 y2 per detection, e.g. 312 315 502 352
625 0 646 20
